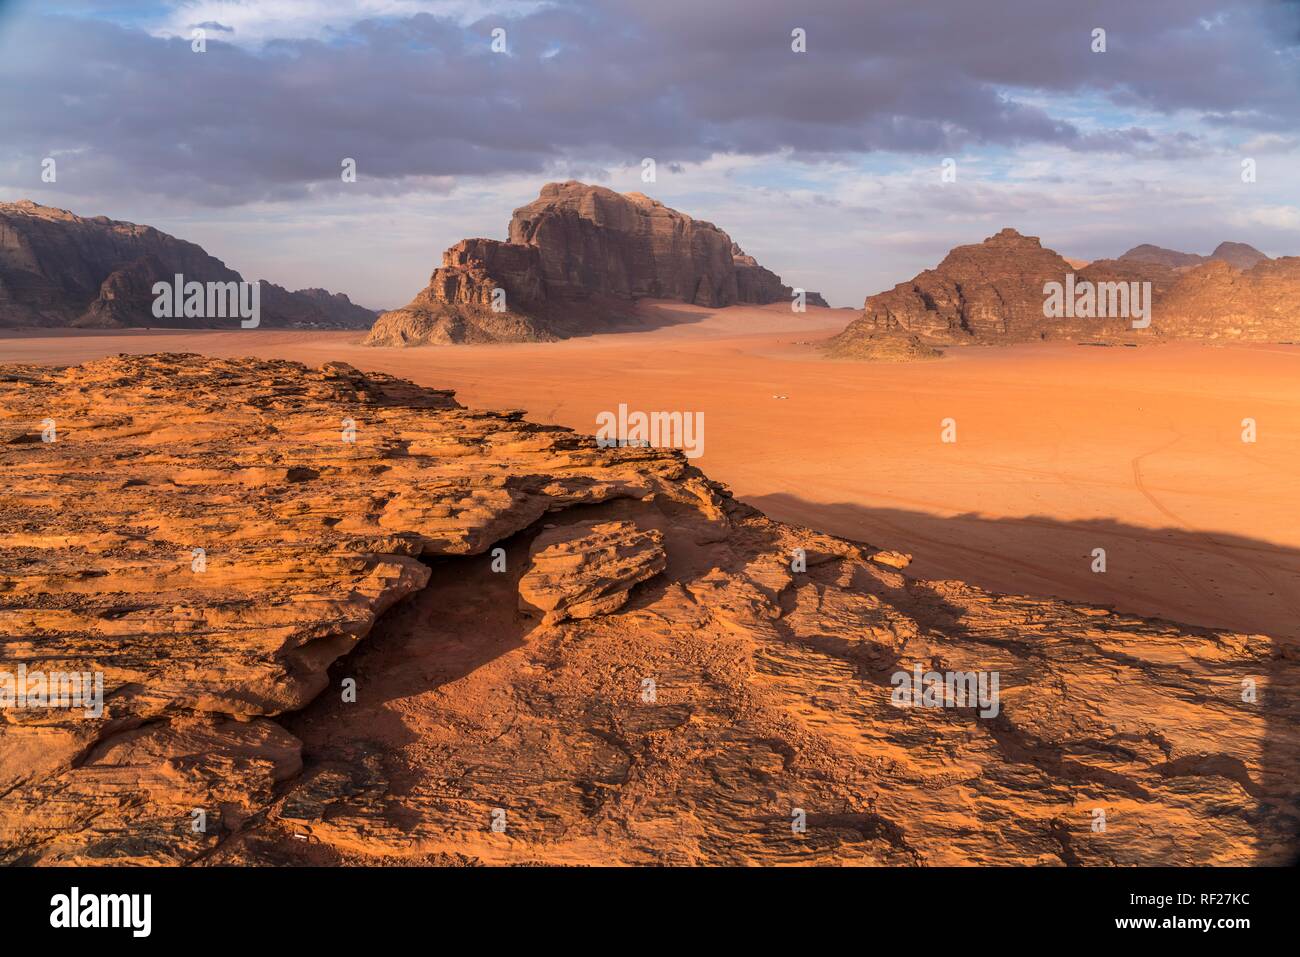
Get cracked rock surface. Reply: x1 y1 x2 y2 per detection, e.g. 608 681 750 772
0 354 1295 865
518 521 667 624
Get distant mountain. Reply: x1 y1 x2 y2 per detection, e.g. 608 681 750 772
365 181 828 346
0 200 376 329
1209 241 1270 270
829 229 1297 355
1117 244 1209 268
1118 241 1270 271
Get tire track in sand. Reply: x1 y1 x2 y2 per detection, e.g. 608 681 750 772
1131 433 1300 624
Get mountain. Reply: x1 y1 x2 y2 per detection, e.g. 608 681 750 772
364 182 828 346
1118 240 1269 271
829 228 1134 351
1117 243 1209 268
1209 241 1270 270
0 200 376 329
3 353 1293 865
1155 257 1300 339
830 229 1297 355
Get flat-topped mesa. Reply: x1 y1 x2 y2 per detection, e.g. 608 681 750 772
364 181 827 346
0 200 376 329
829 228 1299 357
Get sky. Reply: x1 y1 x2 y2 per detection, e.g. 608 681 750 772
1 0 1298 309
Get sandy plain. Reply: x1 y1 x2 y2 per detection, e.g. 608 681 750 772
5 300 1297 639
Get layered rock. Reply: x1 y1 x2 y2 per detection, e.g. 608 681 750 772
1154 257 1300 340
2 355 1296 866
0 200 376 329
830 228 1299 356
365 182 826 346
732 242 827 307
518 521 667 624
360 239 558 345
829 228 1124 348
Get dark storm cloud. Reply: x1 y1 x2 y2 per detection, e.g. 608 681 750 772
1 0 1296 204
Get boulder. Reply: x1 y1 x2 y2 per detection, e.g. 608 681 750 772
518 520 667 624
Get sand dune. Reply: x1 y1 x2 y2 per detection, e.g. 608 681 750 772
5 300 1297 638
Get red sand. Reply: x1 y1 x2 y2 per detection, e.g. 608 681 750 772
5 300 1297 638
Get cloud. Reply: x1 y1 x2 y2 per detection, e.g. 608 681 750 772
1 1 1298 310
149 1 550 45
1 1 1297 206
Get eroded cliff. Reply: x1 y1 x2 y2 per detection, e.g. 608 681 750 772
365 182 827 346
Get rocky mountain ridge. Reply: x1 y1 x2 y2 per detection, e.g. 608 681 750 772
829 228 1299 355
364 182 828 346
0 200 376 329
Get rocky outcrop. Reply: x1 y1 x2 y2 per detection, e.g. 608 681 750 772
824 329 943 362
1153 257 1300 340
0 200 376 329
732 242 828 308
518 521 667 624
258 283 378 329
1208 241 1271 270
829 228 1120 349
2 355 1295 866
360 238 559 345
365 182 826 346
830 228 1299 356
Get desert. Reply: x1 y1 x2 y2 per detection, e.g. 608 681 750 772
5 194 1300 870
2 351 1296 868
4 310 1298 642
1 2 1298 922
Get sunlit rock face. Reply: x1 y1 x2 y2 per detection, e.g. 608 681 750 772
364 182 826 346
831 228 1300 355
